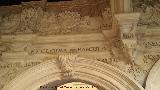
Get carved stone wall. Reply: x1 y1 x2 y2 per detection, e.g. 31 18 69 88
0 1 160 90
46 0 110 17
132 0 160 27
0 7 112 35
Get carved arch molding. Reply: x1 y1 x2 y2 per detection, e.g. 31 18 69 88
2 55 144 90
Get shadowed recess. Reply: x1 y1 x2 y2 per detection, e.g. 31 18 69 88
0 0 72 6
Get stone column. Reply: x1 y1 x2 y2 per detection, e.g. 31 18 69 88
123 0 132 12
111 0 124 13
115 13 140 62
111 0 133 13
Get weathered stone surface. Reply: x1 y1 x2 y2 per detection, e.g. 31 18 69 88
132 0 160 26
2 56 144 90
0 1 112 35
0 1 160 90
146 59 160 90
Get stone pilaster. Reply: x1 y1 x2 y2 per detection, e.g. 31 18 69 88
123 0 133 13
115 13 140 62
111 0 133 13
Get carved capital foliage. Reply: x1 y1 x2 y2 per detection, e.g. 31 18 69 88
57 54 78 79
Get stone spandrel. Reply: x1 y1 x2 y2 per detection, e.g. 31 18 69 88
133 28 160 74
114 13 159 86
137 52 160 70
0 60 42 90
139 38 160 51
130 28 160 87
137 28 160 52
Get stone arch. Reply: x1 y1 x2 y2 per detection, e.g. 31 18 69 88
146 59 160 90
2 55 144 90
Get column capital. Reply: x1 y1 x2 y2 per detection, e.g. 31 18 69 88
115 13 140 25
115 13 140 34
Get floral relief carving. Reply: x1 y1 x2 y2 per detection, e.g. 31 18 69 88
38 11 105 35
19 7 43 33
0 7 112 35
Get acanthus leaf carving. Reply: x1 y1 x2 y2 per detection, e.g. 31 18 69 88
57 54 78 79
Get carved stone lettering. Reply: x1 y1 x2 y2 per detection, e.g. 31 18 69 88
29 47 107 54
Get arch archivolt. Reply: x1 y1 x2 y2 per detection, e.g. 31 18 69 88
146 59 160 90
2 55 144 90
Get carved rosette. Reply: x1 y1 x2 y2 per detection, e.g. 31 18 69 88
57 54 77 79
